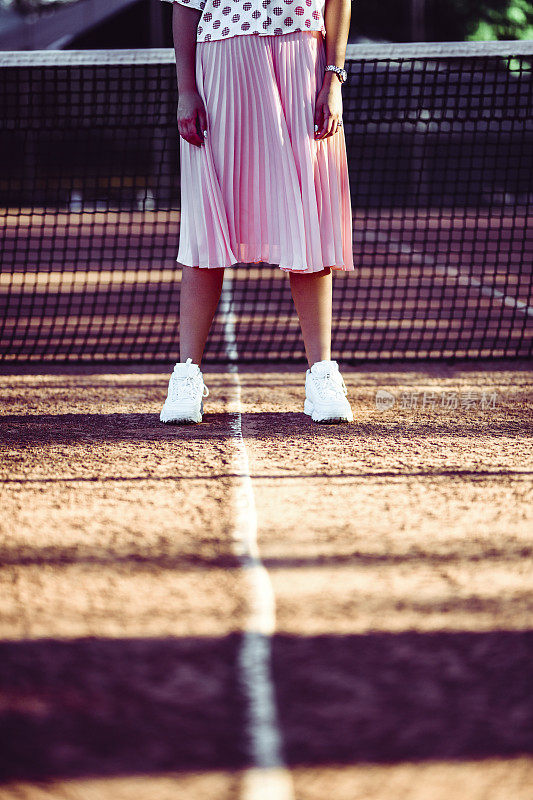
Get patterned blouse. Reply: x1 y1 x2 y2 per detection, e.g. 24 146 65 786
161 0 327 44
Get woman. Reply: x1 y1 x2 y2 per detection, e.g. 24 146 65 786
160 0 354 424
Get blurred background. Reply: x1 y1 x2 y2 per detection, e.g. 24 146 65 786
0 0 532 50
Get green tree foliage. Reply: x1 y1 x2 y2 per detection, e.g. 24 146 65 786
352 0 533 42
434 0 533 41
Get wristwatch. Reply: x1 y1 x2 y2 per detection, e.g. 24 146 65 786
325 64 348 84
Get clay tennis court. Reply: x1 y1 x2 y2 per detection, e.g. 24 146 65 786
1 357 532 799
1 41 533 800
2 205 530 362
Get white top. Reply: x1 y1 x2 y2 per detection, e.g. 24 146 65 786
162 0 327 44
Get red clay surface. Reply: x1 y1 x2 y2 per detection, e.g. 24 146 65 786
0 360 532 799
2 208 531 362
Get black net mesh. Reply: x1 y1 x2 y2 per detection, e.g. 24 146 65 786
1 44 532 363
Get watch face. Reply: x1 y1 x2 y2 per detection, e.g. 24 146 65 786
326 66 347 83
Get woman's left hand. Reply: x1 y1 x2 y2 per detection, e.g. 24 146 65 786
314 78 343 139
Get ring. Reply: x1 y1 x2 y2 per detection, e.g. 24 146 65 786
338 119 343 127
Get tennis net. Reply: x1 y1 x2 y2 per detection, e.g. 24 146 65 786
1 41 532 363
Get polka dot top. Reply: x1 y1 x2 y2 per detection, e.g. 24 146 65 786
161 0 327 44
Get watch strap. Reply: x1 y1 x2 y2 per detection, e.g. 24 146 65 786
324 64 347 83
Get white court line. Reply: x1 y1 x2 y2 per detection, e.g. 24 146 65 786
366 230 533 318
219 276 295 800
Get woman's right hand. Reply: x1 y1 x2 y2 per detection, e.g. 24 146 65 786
177 89 208 148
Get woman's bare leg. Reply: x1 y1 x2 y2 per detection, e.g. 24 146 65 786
289 267 333 367
179 265 225 365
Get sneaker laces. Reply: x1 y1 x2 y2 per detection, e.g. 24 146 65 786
312 367 348 401
169 361 209 402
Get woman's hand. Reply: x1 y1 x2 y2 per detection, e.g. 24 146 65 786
314 76 343 140
178 90 208 148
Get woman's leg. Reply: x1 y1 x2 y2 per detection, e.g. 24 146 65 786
289 267 333 367
179 265 225 365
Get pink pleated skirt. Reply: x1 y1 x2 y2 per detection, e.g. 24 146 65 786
177 30 354 274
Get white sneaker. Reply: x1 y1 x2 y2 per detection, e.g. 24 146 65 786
304 359 354 423
160 358 209 424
